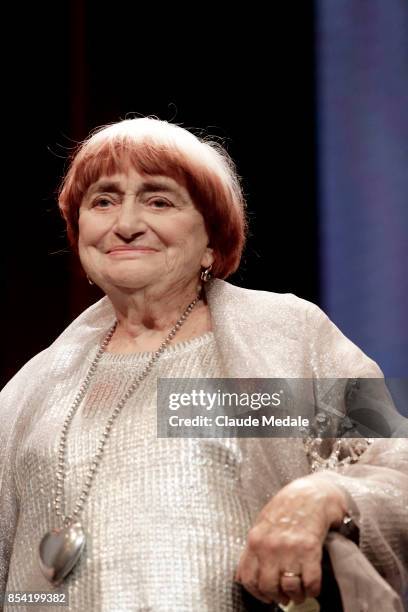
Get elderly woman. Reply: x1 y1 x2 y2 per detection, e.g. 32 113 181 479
0 118 407 612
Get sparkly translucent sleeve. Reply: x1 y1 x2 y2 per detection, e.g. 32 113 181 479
0 435 19 596
306 304 408 596
316 439 408 595
0 352 46 595
0 387 20 595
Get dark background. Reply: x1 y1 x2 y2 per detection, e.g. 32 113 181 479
3 3 317 386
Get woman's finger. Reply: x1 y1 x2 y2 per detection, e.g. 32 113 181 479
258 565 290 606
301 559 322 599
280 572 305 605
235 549 267 602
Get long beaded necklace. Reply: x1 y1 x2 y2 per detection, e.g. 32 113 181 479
38 295 200 585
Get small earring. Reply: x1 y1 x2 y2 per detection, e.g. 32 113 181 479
87 275 94 286
200 265 213 283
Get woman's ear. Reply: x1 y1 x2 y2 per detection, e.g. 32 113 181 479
201 247 214 269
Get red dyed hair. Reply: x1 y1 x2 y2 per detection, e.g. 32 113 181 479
58 117 247 278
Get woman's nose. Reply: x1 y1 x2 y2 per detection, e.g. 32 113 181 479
113 200 146 239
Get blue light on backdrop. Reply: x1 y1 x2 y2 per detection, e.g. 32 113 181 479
316 0 408 383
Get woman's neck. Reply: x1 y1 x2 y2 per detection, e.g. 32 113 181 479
105 282 212 354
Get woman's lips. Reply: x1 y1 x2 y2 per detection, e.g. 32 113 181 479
107 246 158 256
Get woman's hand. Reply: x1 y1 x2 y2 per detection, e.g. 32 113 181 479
235 475 348 606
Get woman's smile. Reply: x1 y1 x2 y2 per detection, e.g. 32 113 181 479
107 245 159 256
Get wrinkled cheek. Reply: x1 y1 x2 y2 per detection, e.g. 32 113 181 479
162 240 192 273
77 241 88 269
78 243 101 276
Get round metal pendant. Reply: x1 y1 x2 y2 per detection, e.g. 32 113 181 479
39 523 86 586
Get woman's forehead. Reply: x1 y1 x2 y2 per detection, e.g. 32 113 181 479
85 169 191 201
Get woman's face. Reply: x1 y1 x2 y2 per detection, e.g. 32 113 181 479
78 168 214 295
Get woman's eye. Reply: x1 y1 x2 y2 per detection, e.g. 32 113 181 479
93 198 113 209
149 198 173 209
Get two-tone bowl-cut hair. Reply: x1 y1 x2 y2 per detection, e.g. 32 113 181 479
58 117 247 279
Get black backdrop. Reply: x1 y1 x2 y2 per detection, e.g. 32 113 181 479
3 2 317 386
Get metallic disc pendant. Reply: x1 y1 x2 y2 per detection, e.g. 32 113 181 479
39 523 86 585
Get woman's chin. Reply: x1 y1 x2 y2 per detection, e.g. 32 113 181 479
101 273 160 293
